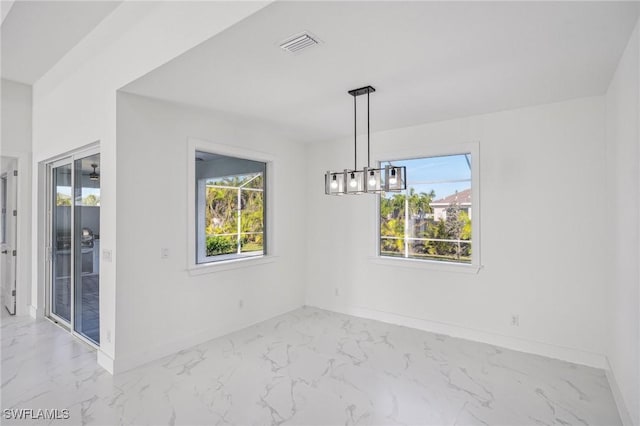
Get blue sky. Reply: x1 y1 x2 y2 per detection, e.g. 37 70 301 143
382 154 471 200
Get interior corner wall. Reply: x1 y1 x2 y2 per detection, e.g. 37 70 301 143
605 19 640 426
305 96 608 369
30 1 270 372
114 92 307 372
1 78 32 316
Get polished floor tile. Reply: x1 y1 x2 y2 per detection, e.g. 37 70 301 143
1 307 621 425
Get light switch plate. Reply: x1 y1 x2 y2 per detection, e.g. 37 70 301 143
103 249 112 262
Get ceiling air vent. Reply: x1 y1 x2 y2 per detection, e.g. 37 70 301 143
279 32 320 54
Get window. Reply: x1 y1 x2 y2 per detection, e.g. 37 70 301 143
196 151 266 264
379 153 474 264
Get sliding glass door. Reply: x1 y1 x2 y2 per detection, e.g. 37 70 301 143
49 152 100 346
51 161 72 323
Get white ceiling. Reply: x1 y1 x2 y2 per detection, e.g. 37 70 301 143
123 1 640 144
1 0 121 84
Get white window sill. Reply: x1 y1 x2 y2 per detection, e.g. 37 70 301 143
188 255 278 276
368 256 483 274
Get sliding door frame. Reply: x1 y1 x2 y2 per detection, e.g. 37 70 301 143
44 145 100 349
47 157 74 328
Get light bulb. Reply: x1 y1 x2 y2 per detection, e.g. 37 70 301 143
389 168 397 185
349 172 357 188
330 175 338 189
368 171 377 187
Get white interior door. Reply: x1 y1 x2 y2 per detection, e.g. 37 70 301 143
2 157 18 315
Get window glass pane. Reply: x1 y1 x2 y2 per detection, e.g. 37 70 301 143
382 153 471 184
380 193 405 257
74 153 100 345
380 153 472 264
196 151 266 263
205 186 238 256
240 185 264 254
52 164 72 322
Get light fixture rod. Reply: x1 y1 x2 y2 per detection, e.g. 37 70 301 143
348 86 375 170
367 90 370 168
354 93 357 170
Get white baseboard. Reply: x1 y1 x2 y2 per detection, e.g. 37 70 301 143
311 303 608 370
97 350 115 375
113 303 304 374
606 360 634 426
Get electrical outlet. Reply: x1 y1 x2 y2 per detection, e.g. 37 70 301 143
102 249 112 262
161 248 169 259
510 314 520 327
238 299 244 309
106 330 112 343
334 288 339 296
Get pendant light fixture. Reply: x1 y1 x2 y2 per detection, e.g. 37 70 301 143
89 164 100 181
325 85 406 195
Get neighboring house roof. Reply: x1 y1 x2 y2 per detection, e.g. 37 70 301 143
431 188 472 206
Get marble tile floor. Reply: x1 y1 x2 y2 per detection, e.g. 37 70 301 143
1 306 621 426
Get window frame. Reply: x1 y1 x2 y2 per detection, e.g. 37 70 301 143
187 138 276 274
196 167 266 265
372 141 482 274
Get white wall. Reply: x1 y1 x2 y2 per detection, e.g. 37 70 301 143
605 20 640 426
31 1 269 372
306 96 609 369
114 92 306 372
1 79 31 154
1 78 32 316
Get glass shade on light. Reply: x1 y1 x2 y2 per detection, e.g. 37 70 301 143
384 165 406 191
325 171 345 195
366 168 381 192
345 170 365 194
